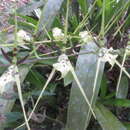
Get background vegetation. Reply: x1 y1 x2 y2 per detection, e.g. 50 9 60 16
0 0 130 129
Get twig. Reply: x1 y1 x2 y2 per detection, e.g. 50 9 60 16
0 51 96 67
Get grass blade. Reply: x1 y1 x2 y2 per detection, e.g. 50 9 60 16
14 65 30 130
101 98 130 107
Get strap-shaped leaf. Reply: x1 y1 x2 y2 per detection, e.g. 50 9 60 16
95 102 127 130
66 40 105 130
116 75 128 99
36 0 64 38
0 65 30 129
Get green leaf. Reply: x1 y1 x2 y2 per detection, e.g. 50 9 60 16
26 69 45 88
95 0 130 35
17 14 37 26
37 59 57 65
9 18 35 31
103 92 115 100
0 65 30 129
31 90 55 97
36 0 64 39
26 69 56 95
100 74 107 98
5 112 23 123
69 15 79 32
116 75 128 99
105 0 113 23
52 17 63 29
77 0 88 14
95 102 127 130
104 0 130 33
101 99 130 108
124 122 130 129
96 0 102 8
123 10 130 30
64 71 73 86
66 40 105 130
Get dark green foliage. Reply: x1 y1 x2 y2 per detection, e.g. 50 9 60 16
0 0 130 129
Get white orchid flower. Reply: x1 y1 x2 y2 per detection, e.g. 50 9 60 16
79 31 92 43
53 54 71 78
52 27 64 40
99 47 118 67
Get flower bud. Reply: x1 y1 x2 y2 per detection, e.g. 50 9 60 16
79 31 92 43
52 27 64 40
17 30 31 42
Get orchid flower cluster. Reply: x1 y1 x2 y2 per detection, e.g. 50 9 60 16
52 27 119 77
